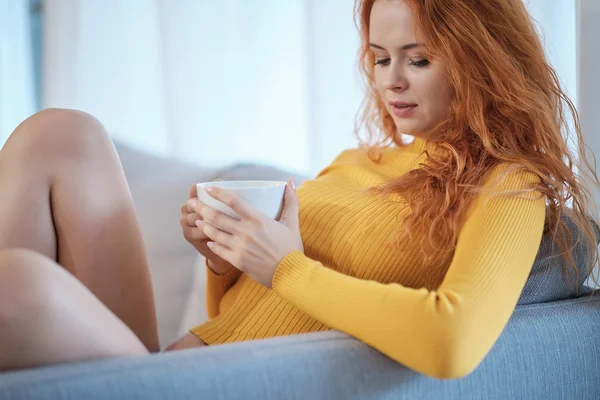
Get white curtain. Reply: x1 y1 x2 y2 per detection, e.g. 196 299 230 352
0 0 36 144
40 0 580 175
526 0 579 155
526 0 578 105
42 0 362 175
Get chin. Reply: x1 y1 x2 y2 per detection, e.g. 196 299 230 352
394 125 419 137
394 122 434 140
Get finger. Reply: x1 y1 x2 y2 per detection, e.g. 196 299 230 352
206 241 236 268
192 177 221 200
280 180 300 229
185 198 199 214
203 186 258 221
181 224 209 242
185 212 201 227
198 220 235 249
194 201 239 233
189 184 197 199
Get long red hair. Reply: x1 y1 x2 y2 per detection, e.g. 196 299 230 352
354 0 600 291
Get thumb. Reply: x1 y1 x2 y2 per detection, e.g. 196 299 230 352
189 184 198 199
280 179 299 229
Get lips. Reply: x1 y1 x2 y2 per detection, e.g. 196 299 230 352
389 101 417 108
389 101 418 118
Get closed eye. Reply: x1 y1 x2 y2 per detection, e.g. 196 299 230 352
374 58 391 66
375 58 430 68
409 59 430 67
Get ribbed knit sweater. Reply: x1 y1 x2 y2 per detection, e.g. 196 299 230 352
190 137 546 378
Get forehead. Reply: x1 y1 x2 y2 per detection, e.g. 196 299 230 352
369 0 416 44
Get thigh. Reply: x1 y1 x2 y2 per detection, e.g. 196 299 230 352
0 249 149 371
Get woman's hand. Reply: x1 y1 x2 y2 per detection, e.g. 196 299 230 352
193 180 304 288
180 182 234 275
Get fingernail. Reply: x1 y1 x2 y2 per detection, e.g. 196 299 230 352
195 220 202 228
290 177 296 190
205 187 214 193
188 199 198 207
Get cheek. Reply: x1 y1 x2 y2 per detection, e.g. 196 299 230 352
373 70 386 98
420 73 451 118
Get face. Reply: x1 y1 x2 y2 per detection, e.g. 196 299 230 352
369 0 451 139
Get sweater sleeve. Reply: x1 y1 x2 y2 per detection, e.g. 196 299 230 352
272 168 546 379
205 259 243 319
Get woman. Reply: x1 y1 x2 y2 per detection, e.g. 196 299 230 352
0 0 598 378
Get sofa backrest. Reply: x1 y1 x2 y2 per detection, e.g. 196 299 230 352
518 213 600 305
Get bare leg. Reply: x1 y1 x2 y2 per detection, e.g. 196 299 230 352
0 249 148 371
0 109 159 356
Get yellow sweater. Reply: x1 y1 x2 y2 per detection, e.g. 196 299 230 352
190 137 546 379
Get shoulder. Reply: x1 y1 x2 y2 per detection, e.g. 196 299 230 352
461 163 547 226
481 163 542 193
461 163 547 234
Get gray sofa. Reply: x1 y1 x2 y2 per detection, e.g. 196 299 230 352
1 142 599 399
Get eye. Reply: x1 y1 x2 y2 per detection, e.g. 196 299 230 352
374 58 391 67
408 59 430 67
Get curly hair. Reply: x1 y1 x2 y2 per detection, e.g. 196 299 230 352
354 0 600 292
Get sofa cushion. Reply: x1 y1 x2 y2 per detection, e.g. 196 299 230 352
115 141 222 348
518 214 600 305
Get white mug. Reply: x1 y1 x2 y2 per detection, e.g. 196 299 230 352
196 180 287 220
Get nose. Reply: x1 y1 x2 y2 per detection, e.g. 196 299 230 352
382 62 408 91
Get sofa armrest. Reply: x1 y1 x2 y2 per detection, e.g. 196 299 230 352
1 296 598 400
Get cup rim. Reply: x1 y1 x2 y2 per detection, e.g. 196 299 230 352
196 180 287 188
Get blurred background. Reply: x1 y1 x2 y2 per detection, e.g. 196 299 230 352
0 0 598 177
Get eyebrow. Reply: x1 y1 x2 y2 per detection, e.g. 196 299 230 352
369 42 421 51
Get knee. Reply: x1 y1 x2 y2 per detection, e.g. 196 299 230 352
6 108 113 161
0 249 64 321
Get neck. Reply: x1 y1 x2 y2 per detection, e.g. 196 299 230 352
402 135 428 154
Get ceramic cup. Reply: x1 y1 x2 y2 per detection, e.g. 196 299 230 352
196 180 287 220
